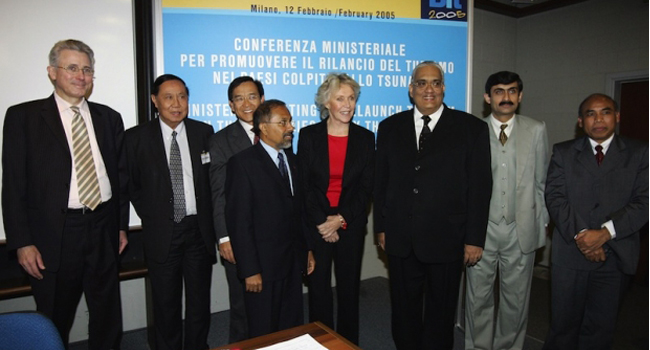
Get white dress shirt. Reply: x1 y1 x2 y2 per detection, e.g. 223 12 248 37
160 119 197 216
260 140 294 195
54 92 112 208
413 105 444 148
588 134 617 238
489 114 516 140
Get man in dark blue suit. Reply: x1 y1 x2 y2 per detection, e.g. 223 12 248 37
2 39 128 349
543 93 648 350
225 99 315 338
208 76 265 342
374 61 492 350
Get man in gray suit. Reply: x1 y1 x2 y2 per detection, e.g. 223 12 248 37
208 76 264 342
465 71 549 350
543 93 648 350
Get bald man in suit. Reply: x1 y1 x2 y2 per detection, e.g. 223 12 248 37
374 61 492 350
543 93 648 350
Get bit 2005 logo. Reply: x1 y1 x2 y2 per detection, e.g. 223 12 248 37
422 0 468 21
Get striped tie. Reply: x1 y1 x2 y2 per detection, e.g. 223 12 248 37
71 106 102 210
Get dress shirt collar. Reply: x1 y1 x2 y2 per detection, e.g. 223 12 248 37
414 105 444 130
588 134 614 155
489 114 516 138
159 118 186 139
54 91 89 116
259 139 280 162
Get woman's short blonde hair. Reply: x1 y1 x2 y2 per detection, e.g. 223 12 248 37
315 73 360 120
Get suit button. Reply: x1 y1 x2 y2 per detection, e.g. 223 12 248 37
61 209 66 214
415 165 421 171
413 188 419 194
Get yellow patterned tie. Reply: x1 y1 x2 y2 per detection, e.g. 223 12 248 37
71 106 102 210
499 124 508 146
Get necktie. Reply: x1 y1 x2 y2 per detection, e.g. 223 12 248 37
252 129 259 145
170 131 186 223
419 115 431 151
595 145 604 166
499 124 508 146
277 152 291 190
71 106 102 210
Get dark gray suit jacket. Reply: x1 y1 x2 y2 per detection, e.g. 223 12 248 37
126 118 215 263
209 121 253 243
545 135 648 274
2 95 129 271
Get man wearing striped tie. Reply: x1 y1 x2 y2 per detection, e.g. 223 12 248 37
2 39 129 349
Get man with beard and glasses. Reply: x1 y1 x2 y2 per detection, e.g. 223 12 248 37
225 99 315 338
465 71 549 350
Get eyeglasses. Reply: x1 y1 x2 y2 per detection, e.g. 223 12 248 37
264 119 294 128
232 94 260 104
57 65 95 77
412 80 443 89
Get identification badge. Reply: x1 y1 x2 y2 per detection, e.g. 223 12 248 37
201 151 211 164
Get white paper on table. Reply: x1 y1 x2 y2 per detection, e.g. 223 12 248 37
256 334 328 350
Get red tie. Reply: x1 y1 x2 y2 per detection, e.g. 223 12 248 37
595 145 604 166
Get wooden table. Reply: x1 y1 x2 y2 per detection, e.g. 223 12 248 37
213 322 362 350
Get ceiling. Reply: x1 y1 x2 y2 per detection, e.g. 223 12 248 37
474 0 591 18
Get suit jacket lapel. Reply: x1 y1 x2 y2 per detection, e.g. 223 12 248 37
286 149 299 194
514 116 533 186
231 121 253 151
575 137 600 174
149 119 173 187
395 110 418 159
41 95 70 155
341 123 360 190
254 143 293 194
599 135 625 173
88 102 107 156
314 121 331 185
424 106 455 156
